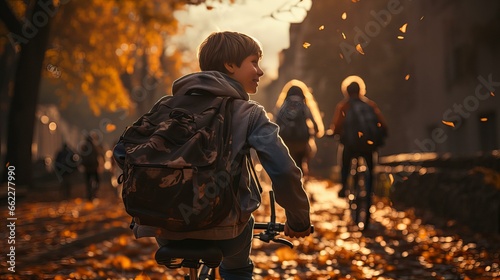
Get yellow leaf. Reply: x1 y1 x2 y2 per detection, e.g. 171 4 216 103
400 23 408 33
106 123 117 132
405 74 410 80
356 44 365 55
442 120 455 128
341 12 347 20
358 131 363 138
112 255 132 269
275 246 298 261
398 35 405 40
303 42 311 49
319 25 325 30
135 272 152 280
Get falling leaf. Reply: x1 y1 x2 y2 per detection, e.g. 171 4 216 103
5 162 9 167
303 42 311 49
420 16 425 20
405 74 410 80
442 120 455 127
206 5 214 10
480 118 488 122
341 12 347 20
319 25 325 30
400 23 408 33
491 92 495 97
339 53 344 59
106 123 116 132
389 174 395 184
398 36 405 40
356 44 365 54
358 131 363 138
342 32 347 39
367 140 374 145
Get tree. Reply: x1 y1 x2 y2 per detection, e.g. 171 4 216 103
0 0 218 186
1 0 56 187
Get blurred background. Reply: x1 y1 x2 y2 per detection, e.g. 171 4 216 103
0 0 499 187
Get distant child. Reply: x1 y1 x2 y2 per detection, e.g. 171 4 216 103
330 75 387 230
274 79 324 180
116 31 312 279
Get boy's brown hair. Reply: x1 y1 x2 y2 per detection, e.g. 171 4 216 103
198 31 263 74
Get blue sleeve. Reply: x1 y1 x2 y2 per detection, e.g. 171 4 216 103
248 108 311 231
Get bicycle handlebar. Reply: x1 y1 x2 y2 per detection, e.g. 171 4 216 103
254 222 314 233
253 222 314 248
254 222 283 231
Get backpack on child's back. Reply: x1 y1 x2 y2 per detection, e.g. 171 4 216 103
275 95 310 142
341 98 386 152
114 94 244 232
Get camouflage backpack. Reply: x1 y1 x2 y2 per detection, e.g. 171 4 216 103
117 94 239 232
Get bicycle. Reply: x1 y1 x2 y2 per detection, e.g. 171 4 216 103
154 190 314 280
343 155 371 231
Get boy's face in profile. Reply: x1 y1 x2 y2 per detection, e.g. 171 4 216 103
225 54 264 94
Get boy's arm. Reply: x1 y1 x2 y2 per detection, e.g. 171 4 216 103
248 108 311 233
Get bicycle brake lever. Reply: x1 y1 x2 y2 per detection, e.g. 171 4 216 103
254 233 271 243
274 238 293 248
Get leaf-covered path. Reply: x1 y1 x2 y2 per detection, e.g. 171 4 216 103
1 178 499 279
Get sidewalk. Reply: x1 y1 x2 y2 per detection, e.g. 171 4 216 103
1 178 499 279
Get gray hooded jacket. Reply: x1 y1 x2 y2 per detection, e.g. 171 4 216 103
133 71 311 240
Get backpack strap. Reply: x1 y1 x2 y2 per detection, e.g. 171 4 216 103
247 156 263 194
246 103 263 194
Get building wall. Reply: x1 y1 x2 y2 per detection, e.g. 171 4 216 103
266 0 500 167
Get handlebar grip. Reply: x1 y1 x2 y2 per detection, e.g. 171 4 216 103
254 223 314 233
254 222 284 231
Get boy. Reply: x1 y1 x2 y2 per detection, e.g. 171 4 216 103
119 31 312 279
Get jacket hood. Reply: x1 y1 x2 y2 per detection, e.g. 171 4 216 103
172 71 249 101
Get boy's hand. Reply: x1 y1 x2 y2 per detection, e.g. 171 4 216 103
284 221 311 238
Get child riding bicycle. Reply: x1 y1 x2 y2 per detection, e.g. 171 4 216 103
329 76 388 230
115 31 312 279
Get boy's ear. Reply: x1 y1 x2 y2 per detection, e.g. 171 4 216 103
224 62 235 74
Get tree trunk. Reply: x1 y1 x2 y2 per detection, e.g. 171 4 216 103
2 1 54 187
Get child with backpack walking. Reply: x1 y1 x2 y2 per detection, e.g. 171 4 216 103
274 79 324 180
114 31 311 279
329 75 388 230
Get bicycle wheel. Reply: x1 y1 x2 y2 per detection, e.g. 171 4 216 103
346 158 360 229
347 157 369 231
